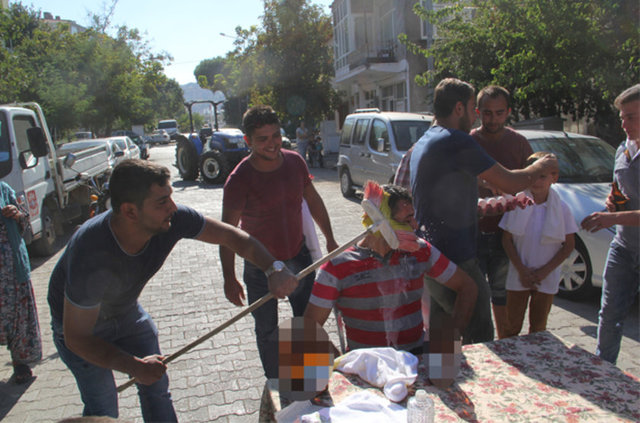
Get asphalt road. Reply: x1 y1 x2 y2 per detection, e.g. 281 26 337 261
0 144 637 422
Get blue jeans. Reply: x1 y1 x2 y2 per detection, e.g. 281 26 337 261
52 303 177 422
244 245 314 378
297 139 309 162
477 232 509 306
425 258 494 344
596 241 640 364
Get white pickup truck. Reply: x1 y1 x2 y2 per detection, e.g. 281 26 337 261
0 102 112 255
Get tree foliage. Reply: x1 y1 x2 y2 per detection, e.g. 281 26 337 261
0 2 184 139
195 0 337 128
403 0 639 141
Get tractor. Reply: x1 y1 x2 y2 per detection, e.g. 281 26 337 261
174 100 250 184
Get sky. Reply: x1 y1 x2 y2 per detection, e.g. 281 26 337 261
18 0 334 85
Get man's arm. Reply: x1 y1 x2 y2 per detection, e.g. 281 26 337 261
303 183 339 252
440 268 478 332
217 208 246 306
206 214 298 305
63 299 167 385
581 210 640 232
479 155 557 195
304 302 332 327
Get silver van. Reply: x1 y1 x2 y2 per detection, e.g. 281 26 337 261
337 109 433 197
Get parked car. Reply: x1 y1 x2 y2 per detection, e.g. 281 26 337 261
72 131 94 140
281 128 293 150
150 129 171 145
337 109 433 197
518 130 616 300
112 130 149 159
112 136 140 160
158 119 179 140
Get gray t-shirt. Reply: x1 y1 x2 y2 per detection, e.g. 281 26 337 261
48 205 204 324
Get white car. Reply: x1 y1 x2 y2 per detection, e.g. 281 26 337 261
150 129 171 145
109 136 140 160
518 130 616 300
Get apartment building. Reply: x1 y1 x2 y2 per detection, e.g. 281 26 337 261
330 0 437 121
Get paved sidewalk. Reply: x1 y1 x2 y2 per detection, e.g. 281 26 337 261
1 146 637 422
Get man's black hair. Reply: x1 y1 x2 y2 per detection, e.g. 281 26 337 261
382 184 413 213
242 105 280 138
433 78 476 119
109 159 171 213
477 85 511 109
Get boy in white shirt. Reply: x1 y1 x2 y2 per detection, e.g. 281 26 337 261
499 151 578 338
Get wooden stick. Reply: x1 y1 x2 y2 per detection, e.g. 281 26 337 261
117 219 392 392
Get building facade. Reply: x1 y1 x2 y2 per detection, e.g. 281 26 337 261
331 0 437 122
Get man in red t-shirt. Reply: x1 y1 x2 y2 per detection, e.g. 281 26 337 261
470 86 533 339
220 105 338 379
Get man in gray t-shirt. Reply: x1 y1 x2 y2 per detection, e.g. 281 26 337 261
48 159 299 422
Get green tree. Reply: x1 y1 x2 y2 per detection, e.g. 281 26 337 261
196 0 337 129
403 0 639 141
0 2 184 139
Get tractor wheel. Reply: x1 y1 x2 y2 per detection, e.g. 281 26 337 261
200 150 230 184
176 139 199 181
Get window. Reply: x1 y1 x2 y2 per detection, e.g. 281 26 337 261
0 113 12 178
391 120 432 151
380 82 406 112
114 138 127 151
369 119 389 152
364 90 378 109
340 119 354 146
420 1 476 40
380 10 394 49
333 0 350 70
12 115 36 156
353 119 370 146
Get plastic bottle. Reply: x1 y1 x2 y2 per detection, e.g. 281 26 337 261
407 389 434 423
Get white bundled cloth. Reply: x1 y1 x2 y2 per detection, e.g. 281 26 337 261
334 347 418 402
299 390 407 422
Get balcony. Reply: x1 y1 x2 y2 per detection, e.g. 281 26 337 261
348 43 397 71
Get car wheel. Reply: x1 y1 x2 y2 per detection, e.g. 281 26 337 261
29 206 56 256
557 236 595 300
199 151 230 184
340 167 355 198
176 138 199 181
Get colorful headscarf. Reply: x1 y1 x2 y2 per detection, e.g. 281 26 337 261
361 181 420 252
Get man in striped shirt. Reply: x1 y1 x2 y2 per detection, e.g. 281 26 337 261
304 185 477 353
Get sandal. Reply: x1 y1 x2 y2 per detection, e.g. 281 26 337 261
12 363 33 384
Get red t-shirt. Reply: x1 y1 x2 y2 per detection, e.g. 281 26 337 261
471 127 533 233
223 150 311 260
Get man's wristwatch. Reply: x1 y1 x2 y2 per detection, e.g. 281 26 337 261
265 260 286 277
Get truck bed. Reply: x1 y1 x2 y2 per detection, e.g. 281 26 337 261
56 145 111 191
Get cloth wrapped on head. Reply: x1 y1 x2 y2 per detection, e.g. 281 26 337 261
361 181 419 252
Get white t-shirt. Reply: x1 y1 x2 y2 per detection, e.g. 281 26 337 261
499 199 578 294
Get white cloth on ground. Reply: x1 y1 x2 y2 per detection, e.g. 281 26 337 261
334 347 418 402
